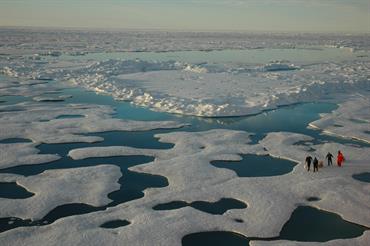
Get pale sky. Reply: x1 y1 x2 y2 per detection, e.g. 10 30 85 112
0 0 369 33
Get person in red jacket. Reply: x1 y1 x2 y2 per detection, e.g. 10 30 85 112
337 150 345 167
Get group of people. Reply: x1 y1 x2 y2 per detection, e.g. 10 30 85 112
305 151 345 172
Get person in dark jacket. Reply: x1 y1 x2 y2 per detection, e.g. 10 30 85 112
326 152 333 166
313 157 319 172
305 155 313 171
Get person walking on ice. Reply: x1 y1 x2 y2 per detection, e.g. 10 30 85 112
305 155 313 171
326 152 333 166
313 157 319 172
337 150 345 167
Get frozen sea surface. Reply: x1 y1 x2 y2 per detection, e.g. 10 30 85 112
0 29 369 245
2 33 369 117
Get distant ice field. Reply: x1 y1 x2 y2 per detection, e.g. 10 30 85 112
2 42 369 117
57 46 364 65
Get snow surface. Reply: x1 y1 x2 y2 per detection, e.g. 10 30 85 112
0 102 184 144
309 95 370 143
1 29 369 117
3 130 368 245
68 146 159 160
0 142 60 169
2 53 369 117
1 29 370 245
1 28 369 54
0 77 62 97
0 165 121 220
71 60 370 116
32 94 72 102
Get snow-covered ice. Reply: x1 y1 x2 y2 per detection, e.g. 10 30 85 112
3 55 369 117
1 29 369 54
0 142 60 169
0 102 184 144
0 165 121 220
309 95 370 143
1 129 369 245
72 60 370 116
1 29 369 117
1 29 370 245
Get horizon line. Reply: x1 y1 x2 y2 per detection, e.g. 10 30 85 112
1 25 369 36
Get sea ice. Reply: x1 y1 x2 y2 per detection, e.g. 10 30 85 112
0 165 121 220
3 130 365 245
0 102 184 144
1 29 369 245
2 29 369 118
64 59 370 117
309 95 370 143
1 29 369 54
0 142 60 169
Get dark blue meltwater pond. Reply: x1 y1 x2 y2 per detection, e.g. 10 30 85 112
279 206 368 242
182 231 250 246
210 154 296 177
0 182 34 199
153 198 247 215
352 172 370 183
181 206 368 245
100 220 130 229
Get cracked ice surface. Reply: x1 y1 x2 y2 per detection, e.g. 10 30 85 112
2 129 369 245
0 165 121 220
309 95 370 143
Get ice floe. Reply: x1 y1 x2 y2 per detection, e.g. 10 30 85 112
0 165 121 220
60 59 370 116
2 129 366 245
309 95 370 143
0 142 60 169
0 102 184 144
1 29 370 245
2 30 370 118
